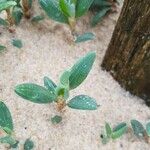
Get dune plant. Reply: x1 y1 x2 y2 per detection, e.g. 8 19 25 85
100 122 127 144
0 0 17 25
101 120 150 144
0 101 18 148
0 0 32 26
39 0 94 33
15 51 99 124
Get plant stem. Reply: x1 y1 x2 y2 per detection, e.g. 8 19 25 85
68 17 76 36
56 97 66 112
6 9 14 26
22 0 31 18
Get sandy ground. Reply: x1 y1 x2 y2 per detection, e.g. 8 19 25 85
0 1 150 150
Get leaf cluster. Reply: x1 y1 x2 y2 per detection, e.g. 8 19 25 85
0 0 33 26
15 52 99 123
39 0 94 29
101 119 150 144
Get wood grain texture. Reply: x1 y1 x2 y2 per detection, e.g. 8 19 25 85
102 0 150 105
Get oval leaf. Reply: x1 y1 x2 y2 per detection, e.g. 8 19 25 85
12 6 23 25
15 83 56 103
24 139 34 150
31 15 44 22
75 32 95 43
51 115 62 124
76 0 94 17
0 101 13 132
69 51 96 89
105 122 112 138
146 122 150 136
91 7 110 27
44 76 56 92
67 95 98 110
12 39 23 48
131 119 145 137
39 0 68 23
111 122 127 139
0 1 17 12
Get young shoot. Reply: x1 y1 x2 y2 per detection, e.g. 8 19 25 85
100 122 127 144
0 101 18 148
15 51 99 124
39 0 94 34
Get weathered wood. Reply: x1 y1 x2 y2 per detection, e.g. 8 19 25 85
102 0 150 105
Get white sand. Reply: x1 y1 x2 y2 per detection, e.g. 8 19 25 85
0 1 150 150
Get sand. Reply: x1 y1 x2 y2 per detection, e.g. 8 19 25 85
0 1 150 150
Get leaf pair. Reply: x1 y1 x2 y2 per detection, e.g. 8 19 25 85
101 122 127 144
15 52 99 111
39 0 94 28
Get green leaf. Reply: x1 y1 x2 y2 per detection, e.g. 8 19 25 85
111 122 127 140
0 101 13 133
131 120 145 137
90 0 111 9
105 122 112 138
15 83 56 103
55 84 69 100
31 15 44 22
146 122 150 136
60 70 70 87
44 76 56 93
0 136 16 146
2 127 12 135
91 7 110 27
0 18 8 26
75 32 95 43
12 6 23 25
0 1 17 12
51 115 62 124
24 139 34 150
59 0 75 18
12 39 23 48
76 0 94 17
0 45 6 53
11 140 19 148
67 95 98 110
69 51 96 89
39 0 68 23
